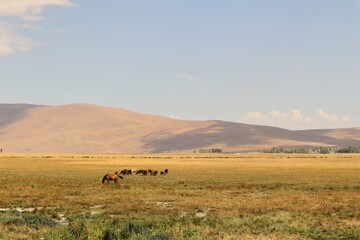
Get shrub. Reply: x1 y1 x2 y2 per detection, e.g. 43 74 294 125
23 213 56 229
68 220 89 240
99 219 173 240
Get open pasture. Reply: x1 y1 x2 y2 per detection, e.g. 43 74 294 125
0 154 359 239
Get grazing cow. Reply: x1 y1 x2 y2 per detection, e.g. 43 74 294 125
151 170 158 176
102 172 123 184
164 169 169 174
160 171 165 176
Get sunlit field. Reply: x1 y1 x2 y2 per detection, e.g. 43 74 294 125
0 154 359 239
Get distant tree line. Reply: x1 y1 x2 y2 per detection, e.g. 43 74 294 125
262 147 310 154
261 146 360 154
195 148 223 153
333 146 360 153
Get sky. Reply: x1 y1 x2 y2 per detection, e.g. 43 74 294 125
0 0 359 130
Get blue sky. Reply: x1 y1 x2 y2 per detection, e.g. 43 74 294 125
0 0 359 130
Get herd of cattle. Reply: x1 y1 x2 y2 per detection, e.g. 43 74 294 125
102 168 169 184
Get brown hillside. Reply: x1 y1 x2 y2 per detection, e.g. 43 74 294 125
0 104 44 129
0 104 359 153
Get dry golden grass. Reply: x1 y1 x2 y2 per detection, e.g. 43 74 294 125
0 153 359 239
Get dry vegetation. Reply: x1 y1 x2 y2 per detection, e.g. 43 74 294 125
0 154 359 239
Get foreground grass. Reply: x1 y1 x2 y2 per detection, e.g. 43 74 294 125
0 154 359 239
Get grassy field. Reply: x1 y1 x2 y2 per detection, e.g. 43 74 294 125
0 154 359 239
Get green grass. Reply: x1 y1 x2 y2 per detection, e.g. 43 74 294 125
0 153 359 239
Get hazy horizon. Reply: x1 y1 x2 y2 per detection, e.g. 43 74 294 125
1 0 359 130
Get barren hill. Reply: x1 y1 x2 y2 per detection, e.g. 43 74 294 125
0 104 359 153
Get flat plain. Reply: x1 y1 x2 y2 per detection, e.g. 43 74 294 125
0 154 359 239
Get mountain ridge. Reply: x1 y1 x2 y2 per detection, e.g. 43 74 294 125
0 103 359 153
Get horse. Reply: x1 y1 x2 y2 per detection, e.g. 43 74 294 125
120 169 132 175
102 171 123 184
136 169 148 175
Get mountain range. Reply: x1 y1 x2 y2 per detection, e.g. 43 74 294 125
0 103 359 153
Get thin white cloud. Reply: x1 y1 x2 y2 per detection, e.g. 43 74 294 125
174 73 197 82
341 115 351 123
243 111 267 121
0 20 37 56
244 109 311 125
317 109 352 123
317 109 338 121
241 109 358 129
0 0 76 21
289 109 312 124
269 110 287 119
0 0 75 56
